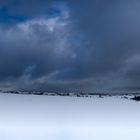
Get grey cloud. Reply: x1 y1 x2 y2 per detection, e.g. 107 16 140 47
0 0 140 92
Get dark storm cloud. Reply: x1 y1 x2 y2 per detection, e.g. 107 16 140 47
0 0 140 92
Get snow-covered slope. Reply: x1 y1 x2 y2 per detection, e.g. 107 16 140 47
0 93 139 140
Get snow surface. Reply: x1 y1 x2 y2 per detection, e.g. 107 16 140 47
0 93 140 140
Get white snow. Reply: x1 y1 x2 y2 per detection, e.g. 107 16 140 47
0 93 140 140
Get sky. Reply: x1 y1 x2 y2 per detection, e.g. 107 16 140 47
0 0 140 92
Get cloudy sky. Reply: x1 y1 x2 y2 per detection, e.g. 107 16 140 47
0 0 140 92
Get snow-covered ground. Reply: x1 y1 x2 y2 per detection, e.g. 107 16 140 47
0 93 140 140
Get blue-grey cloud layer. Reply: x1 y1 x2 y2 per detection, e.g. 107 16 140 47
0 0 140 92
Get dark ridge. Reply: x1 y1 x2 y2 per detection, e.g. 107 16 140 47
131 96 140 102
